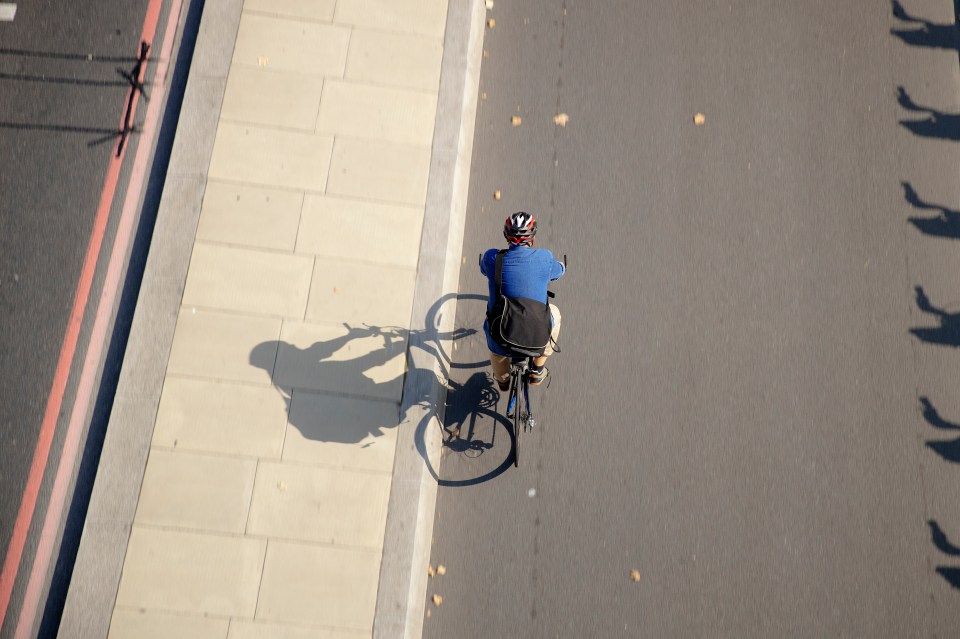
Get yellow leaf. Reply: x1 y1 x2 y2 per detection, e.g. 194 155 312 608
511 116 522 126
487 18 495 28
553 113 570 127
693 113 706 125
432 594 443 606
427 565 435 577
494 190 501 200
629 569 641 582
437 564 447 575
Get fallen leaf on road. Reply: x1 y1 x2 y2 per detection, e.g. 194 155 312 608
427 565 435 577
426 609 432 618
487 18 495 28
693 113 706 125
629 569 641 582
494 190 501 200
485 0 494 9
437 565 447 575
258 56 268 67
432 594 443 606
554 113 570 126
511 116 522 126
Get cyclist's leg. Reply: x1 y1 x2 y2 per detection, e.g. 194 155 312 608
532 304 561 368
489 352 511 389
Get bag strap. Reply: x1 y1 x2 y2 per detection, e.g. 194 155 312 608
494 249 507 298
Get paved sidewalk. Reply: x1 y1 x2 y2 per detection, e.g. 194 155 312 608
59 0 484 637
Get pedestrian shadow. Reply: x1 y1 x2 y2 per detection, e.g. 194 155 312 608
890 0 960 53
929 520 960 589
903 181 960 239
248 294 515 485
909 286 960 347
919 396 960 463
896 86 960 141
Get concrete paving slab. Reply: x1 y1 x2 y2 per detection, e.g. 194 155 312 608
316 81 437 147
196 181 304 251
115 527 266 617
272 321 407 401
227 621 370 639
208 122 334 191
284 391 398 473
247 462 391 547
167 309 281 383
244 0 335 22
306 258 416 327
334 0 448 39
135 449 257 533
108 609 229 639
228 620 367 639
221 67 324 130
232 13 349 76
182 243 314 318
256 540 381 630
345 29 443 92
296 195 422 268
153 376 288 458
326 138 431 206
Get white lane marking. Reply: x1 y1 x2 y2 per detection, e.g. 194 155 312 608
0 4 16 21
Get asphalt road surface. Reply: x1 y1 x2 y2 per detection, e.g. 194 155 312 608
426 1 960 636
0 0 196 635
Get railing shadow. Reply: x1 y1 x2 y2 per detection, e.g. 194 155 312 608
919 396 960 463
248 293 514 486
909 286 960 347
902 181 960 239
890 0 960 53
929 519 960 588
896 86 960 141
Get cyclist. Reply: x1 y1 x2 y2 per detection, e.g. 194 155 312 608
480 211 565 390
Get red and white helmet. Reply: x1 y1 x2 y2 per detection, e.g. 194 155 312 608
503 211 537 246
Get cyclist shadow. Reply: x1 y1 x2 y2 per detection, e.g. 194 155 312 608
247 294 515 485
909 286 960 348
249 324 408 446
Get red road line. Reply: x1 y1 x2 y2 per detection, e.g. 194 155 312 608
14 0 179 622
0 0 170 632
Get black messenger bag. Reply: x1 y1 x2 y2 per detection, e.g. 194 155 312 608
486 249 552 357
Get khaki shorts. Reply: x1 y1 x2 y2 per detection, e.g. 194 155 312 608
489 304 561 382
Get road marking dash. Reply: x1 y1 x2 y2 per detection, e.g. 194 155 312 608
0 4 16 21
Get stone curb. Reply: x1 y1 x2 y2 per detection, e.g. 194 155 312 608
372 0 486 637
57 0 243 636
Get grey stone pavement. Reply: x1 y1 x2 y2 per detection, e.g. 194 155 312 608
58 0 485 637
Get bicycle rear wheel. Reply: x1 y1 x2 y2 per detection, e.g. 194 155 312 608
511 371 521 467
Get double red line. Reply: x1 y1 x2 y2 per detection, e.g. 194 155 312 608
0 0 177 632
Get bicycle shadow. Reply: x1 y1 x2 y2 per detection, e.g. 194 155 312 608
902 181 960 240
909 286 960 347
248 293 515 485
896 86 960 142
890 0 960 53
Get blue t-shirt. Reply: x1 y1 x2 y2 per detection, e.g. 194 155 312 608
480 245 565 355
